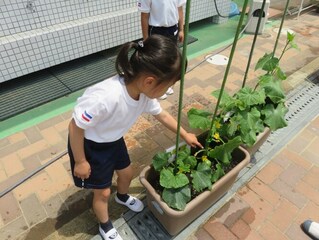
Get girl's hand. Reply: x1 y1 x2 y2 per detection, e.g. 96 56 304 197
184 133 203 149
74 160 91 179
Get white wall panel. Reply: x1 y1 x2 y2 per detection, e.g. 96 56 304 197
0 0 230 83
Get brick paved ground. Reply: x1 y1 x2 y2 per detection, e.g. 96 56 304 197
191 115 319 240
0 8 319 240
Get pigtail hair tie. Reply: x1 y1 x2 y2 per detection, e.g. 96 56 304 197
137 40 144 49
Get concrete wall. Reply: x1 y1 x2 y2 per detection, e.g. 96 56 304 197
0 0 230 83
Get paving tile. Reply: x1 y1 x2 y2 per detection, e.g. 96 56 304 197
0 139 29 159
37 175 73 203
45 161 70 183
43 195 68 218
127 116 153 137
301 150 319 166
7 132 27 144
280 148 313 171
203 221 238 240
13 172 52 201
237 186 261 206
294 201 319 226
287 132 313 154
20 193 47 227
17 140 49 160
267 198 299 232
285 221 310 240
295 179 319 205
193 228 214 240
40 126 64 145
37 143 67 164
60 110 72 120
23 126 43 144
230 219 251 240
213 196 250 228
247 178 281 206
241 198 274 230
0 216 28 240
54 118 70 133
37 115 65 131
271 178 307 209
134 132 159 153
0 153 24 177
301 165 319 189
258 220 289 240
278 162 307 187
0 192 22 225
21 155 41 171
0 138 10 149
272 152 292 169
0 169 7 183
255 161 283 185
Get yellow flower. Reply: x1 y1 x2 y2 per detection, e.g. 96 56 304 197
202 155 208 161
215 121 221 129
213 132 220 140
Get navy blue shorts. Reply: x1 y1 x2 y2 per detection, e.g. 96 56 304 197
149 24 179 43
68 137 130 189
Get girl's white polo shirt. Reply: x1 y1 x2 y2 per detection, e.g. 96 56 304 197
138 0 186 27
73 75 162 143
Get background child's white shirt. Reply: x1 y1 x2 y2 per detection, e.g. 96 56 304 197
73 75 162 143
138 0 186 27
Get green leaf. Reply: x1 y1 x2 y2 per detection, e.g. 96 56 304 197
191 162 212 192
211 163 225 183
207 136 242 165
258 74 274 85
255 53 279 72
160 168 189 189
275 66 287 80
235 87 266 107
152 152 170 171
212 89 238 112
226 117 240 136
184 156 197 169
240 128 257 147
259 77 286 103
238 107 261 131
162 185 191 210
187 108 212 130
237 108 264 146
287 31 295 42
261 103 288 131
211 89 232 106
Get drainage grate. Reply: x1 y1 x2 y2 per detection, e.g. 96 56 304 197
91 78 319 240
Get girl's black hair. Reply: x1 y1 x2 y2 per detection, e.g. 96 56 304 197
115 35 184 85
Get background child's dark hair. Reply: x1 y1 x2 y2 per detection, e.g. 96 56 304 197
115 35 184 85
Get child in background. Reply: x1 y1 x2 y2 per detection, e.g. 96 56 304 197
68 35 202 240
138 0 186 100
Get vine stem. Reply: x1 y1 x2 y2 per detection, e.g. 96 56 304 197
174 0 191 171
204 0 250 152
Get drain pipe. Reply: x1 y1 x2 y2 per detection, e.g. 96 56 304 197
0 150 67 198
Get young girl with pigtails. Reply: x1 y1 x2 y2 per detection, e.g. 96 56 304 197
68 34 202 240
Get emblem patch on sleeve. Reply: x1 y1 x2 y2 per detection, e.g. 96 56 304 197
81 110 93 122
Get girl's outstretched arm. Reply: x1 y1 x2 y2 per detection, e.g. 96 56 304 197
68 119 91 179
154 110 203 148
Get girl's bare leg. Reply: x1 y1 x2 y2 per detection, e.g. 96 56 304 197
92 188 111 223
116 165 133 194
